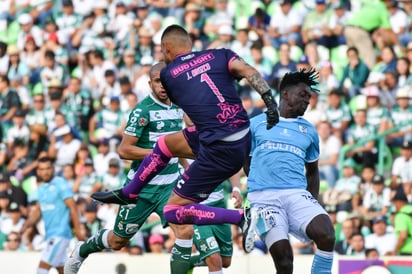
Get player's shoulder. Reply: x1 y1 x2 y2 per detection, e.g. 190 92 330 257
50 176 71 190
296 116 318 135
250 113 267 129
131 96 153 112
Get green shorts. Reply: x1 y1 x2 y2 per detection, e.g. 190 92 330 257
193 223 233 260
113 184 173 239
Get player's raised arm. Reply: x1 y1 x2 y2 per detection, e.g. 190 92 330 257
229 56 279 129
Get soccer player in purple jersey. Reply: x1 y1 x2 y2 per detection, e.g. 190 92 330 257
92 24 279 273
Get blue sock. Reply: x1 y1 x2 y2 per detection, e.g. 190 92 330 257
311 249 333 274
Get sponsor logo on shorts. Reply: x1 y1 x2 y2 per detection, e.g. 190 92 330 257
206 237 218 249
125 224 139 234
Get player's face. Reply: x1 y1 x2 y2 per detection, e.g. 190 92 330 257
36 161 54 183
288 83 312 116
149 70 168 103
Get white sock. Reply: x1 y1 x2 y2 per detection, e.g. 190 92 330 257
37 268 49 274
209 271 223 274
175 238 193 248
102 229 110 249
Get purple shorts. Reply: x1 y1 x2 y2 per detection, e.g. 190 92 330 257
174 126 251 202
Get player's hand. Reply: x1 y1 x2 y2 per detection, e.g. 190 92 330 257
265 105 279 130
261 90 279 129
230 187 243 208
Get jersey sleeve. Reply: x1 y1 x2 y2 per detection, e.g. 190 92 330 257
56 177 74 201
305 124 320 163
123 104 149 138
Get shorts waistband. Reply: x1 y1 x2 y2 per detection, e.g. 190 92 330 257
219 127 250 142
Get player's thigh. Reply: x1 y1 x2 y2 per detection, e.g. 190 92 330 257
113 197 164 239
253 204 289 248
284 190 328 242
40 237 71 268
174 138 249 202
211 223 233 257
193 225 226 260
165 129 194 158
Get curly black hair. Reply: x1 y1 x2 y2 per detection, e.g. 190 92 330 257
279 67 320 93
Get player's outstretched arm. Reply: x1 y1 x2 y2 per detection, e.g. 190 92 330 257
230 57 279 129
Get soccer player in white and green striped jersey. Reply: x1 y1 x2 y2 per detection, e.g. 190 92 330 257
64 62 185 274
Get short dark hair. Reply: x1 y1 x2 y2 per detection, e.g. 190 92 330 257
92 49 104 60
347 46 359 55
279 68 319 93
44 50 55 59
38 156 53 164
161 24 188 41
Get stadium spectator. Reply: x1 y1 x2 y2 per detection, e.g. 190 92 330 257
48 124 82 174
16 13 43 51
360 175 391 220
0 171 27 216
387 88 412 147
3 231 25 251
346 109 378 168
339 46 370 99
303 91 325 127
301 0 336 51
267 0 302 49
92 137 120 177
317 120 341 188
324 89 351 142
247 7 270 41
346 232 366 256
362 84 390 134
388 189 412 255
390 140 412 200
365 215 397 256
344 0 395 70
6 44 30 86
73 157 101 201
0 75 22 127
268 42 297 90
334 218 356 254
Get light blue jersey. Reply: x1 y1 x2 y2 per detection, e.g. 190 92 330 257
29 176 74 240
248 114 319 192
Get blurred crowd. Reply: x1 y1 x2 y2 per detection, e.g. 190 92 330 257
1 0 412 258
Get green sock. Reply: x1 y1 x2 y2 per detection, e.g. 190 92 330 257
189 254 206 268
170 240 193 274
79 229 109 258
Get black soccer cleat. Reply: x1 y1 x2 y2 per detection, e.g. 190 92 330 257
91 189 137 207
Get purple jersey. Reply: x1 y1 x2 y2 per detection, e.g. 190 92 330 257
160 48 250 144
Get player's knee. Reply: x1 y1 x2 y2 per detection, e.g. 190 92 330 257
316 231 336 250
222 257 231 268
307 215 335 250
205 253 223 269
109 235 129 250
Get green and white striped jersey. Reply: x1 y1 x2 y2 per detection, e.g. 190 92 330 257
124 94 184 191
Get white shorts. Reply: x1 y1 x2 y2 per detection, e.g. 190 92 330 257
247 189 328 249
40 237 71 268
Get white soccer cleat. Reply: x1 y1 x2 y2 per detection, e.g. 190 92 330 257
64 242 85 274
240 207 258 253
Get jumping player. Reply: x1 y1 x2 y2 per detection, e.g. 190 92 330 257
92 24 279 273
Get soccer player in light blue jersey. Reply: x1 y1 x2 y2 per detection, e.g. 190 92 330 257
21 157 85 274
245 68 335 274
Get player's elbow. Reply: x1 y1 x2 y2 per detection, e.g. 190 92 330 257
117 146 129 159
